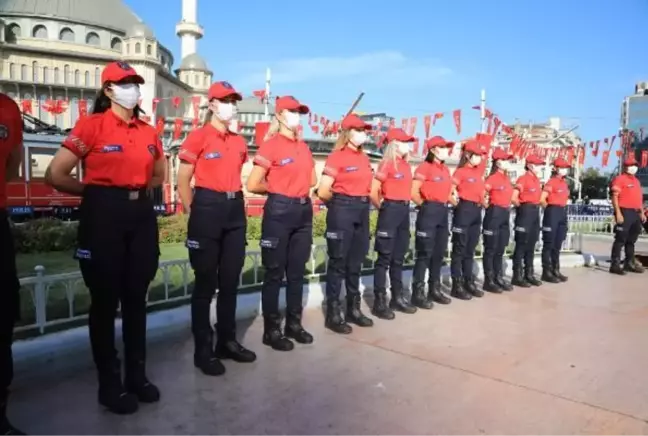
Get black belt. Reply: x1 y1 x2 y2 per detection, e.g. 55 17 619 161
333 193 369 203
268 193 311 205
384 199 409 205
83 185 148 201
458 200 480 206
194 187 243 200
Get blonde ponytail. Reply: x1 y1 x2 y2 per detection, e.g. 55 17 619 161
202 109 213 127
333 130 352 151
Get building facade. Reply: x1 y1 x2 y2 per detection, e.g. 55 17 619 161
620 82 648 198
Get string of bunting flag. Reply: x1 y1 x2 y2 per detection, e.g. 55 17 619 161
14 93 644 168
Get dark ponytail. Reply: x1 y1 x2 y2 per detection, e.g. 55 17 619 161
91 86 145 118
458 152 470 168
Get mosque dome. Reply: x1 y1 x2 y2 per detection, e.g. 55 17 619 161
126 22 155 39
177 53 211 72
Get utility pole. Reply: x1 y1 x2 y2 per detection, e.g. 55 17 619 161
480 89 487 133
264 67 271 121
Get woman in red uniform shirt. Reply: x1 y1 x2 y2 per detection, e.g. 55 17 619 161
370 128 416 319
510 154 544 287
482 148 515 293
46 62 166 415
539 157 571 283
0 93 26 435
449 140 487 300
410 136 455 308
177 81 256 376
609 155 646 275
317 114 374 334
247 96 316 352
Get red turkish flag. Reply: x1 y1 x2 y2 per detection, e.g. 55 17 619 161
452 109 461 134
601 150 610 167
423 115 432 138
432 112 444 125
173 118 183 140
408 117 417 136
20 99 33 114
641 150 648 167
78 100 88 117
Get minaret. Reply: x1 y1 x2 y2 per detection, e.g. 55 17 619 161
175 0 204 59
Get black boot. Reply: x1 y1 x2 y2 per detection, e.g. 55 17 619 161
494 273 513 291
609 260 626 275
450 278 472 300
511 268 531 288
214 325 258 362
193 331 226 376
541 268 560 283
97 361 139 415
552 258 569 282
0 391 25 435
411 283 433 309
372 292 395 320
284 311 315 344
482 273 502 293
345 295 374 327
463 277 483 298
525 268 542 286
325 300 353 334
429 280 451 304
263 314 295 351
624 258 645 274
124 358 160 404
389 289 418 314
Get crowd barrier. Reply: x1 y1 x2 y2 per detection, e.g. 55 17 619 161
15 210 622 338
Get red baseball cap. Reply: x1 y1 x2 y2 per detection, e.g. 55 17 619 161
463 139 487 156
526 154 544 165
101 61 144 85
492 148 513 161
341 114 372 131
385 128 415 143
208 81 242 101
624 155 638 166
425 136 454 151
553 157 571 168
276 96 309 114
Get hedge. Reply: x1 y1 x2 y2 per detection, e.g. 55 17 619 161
11 211 380 254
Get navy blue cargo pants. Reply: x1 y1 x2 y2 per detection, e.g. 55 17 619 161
412 201 449 287
325 194 370 302
611 208 642 264
450 200 482 280
482 205 511 279
541 205 567 271
512 203 540 273
260 194 313 318
186 188 247 342
0 209 20 396
76 185 160 377
373 200 410 296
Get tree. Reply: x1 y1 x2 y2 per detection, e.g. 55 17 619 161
577 167 611 200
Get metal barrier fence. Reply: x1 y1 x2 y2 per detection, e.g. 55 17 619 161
16 212 593 338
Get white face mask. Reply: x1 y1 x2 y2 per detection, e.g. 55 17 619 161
350 131 367 146
557 168 569 176
212 101 237 122
528 165 542 176
496 160 510 171
396 141 410 156
469 154 482 166
110 83 141 110
434 147 450 161
282 111 301 129
627 165 638 175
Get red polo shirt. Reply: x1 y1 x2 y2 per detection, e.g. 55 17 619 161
485 171 513 208
323 146 373 197
543 175 570 207
515 171 542 205
0 94 23 208
375 157 412 201
62 109 163 188
452 165 485 203
253 133 314 198
179 124 247 192
413 161 451 203
611 174 643 209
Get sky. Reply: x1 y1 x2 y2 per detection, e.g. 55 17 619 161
126 0 648 169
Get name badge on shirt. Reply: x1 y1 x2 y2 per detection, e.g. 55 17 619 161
467 177 476 183
628 184 635 188
147 144 157 157
101 145 123 153
494 185 504 191
345 166 358 172
393 173 404 179
432 176 443 182
556 189 563 193
279 157 294 166
528 188 536 192
204 152 222 160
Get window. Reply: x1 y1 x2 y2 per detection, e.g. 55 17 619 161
64 65 70 84
70 97 79 126
135 42 141 54
203 76 208 87
30 148 78 179
94 67 100 87
38 94 49 123
32 25 48 39
194 75 199 85
74 69 80 85
9 64 16 80
5 24 21 42
126 43 130 54
20 65 27 81
110 37 122 51
43 66 50 83
32 61 39 82
86 32 100 46
54 67 60 83
59 27 74 42
54 96 65 129
84 71 90 86
146 44 152 55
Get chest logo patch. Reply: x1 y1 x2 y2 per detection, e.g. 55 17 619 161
345 166 358 172
205 152 221 160
147 144 156 157
432 176 443 182
467 177 476 183
0 125 8 140
393 173 404 179
102 145 123 153
279 157 294 166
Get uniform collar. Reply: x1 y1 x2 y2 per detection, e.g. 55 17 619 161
106 108 139 127
205 122 232 139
